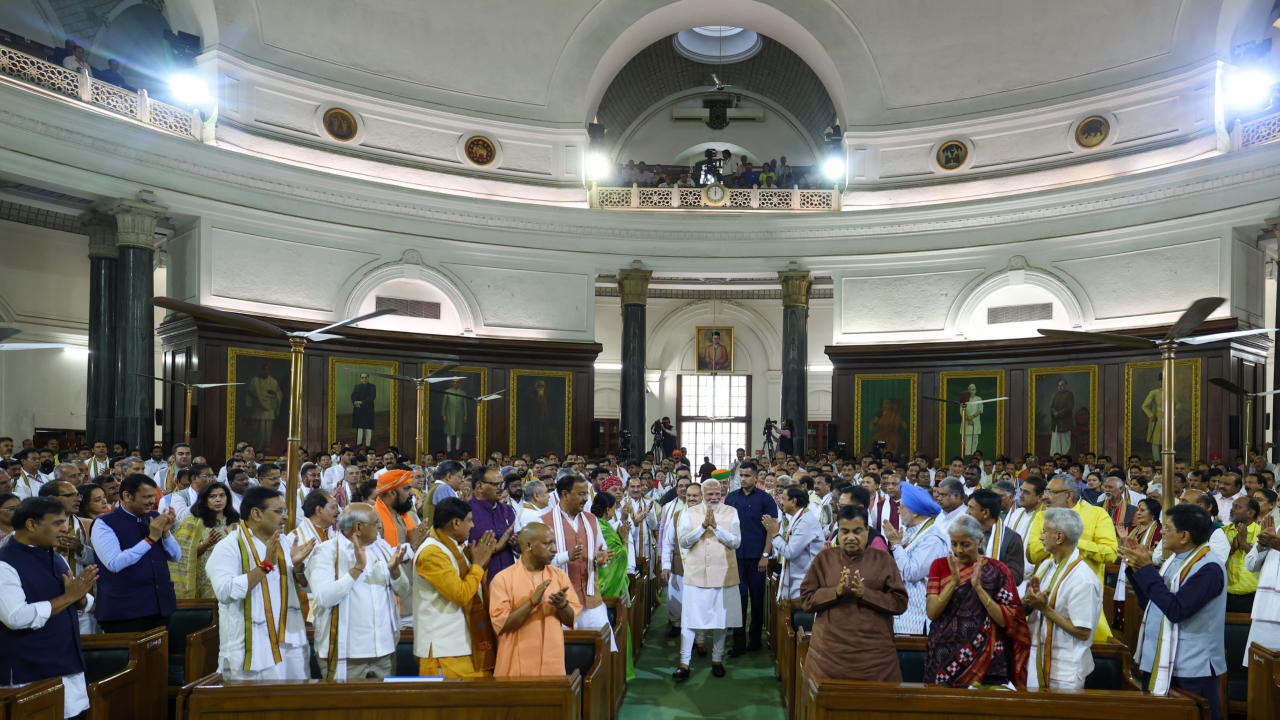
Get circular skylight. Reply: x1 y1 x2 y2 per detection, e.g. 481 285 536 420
674 27 762 64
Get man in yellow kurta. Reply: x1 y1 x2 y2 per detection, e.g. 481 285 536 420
489 522 580 678
414 497 498 678
1026 475 1117 641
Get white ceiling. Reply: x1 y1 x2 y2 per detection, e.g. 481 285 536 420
92 0 1254 129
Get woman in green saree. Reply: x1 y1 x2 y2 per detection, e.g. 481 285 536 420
592 487 635 681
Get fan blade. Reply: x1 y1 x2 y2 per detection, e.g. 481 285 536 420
921 395 956 404
0 342 79 351
1165 297 1226 341
1252 389 1280 397
425 363 460 378
1209 377 1248 396
477 390 507 402
192 382 244 389
425 376 466 384
154 297 288 338
373 372 419 383
1036 328 1155 349
303 309 398 340
0 327 20 343
1179 328 1277 345
972 396 1008 404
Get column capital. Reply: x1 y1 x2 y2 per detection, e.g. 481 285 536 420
1266 216 1280 237
80 211 118 259
617 268 653 305
778 270 812 307
100 195 167 250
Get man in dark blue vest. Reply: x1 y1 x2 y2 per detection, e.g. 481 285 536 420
0 496 98 717
88 473 179 632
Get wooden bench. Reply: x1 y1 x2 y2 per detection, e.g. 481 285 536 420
564 627 610 720
778 604 814 715
0 678 62 720
166 599 219 699
1221 611 1252 718
81 627 167 720
800 676 1205 720
182 673 583 720
1247 642 1279 720
604 595 628 716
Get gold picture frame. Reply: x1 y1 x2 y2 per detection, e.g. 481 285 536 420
327 357 399 452
1124 358 1201 464
695 326 734 373
1027 365 1098 459
509 369 573 457
854 373 918 459
226 347 292 461
937 370 1005 461
424 364 488 460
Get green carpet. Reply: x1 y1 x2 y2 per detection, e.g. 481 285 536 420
618 599 786 720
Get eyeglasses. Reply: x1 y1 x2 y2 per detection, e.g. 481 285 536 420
55 492 78 498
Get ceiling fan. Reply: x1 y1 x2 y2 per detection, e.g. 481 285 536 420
137 374 243 445
711 72 733 92
431 387 506 404
1207 377 1280 466
0 327 81 351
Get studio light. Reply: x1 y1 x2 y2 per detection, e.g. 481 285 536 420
822 156 845 182
1223 66 1277 114
585 151 613 182
167 73 210 108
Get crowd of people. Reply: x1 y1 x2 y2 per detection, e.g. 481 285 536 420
43 38 136 92
0 432 1277 720
609 151 819 189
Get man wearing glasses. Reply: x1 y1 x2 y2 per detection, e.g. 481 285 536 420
469 466 517 584
167 462 217 523
1025 474 1117 642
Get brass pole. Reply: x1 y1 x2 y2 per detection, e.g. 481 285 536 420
415 380 427 467
1244 394 1254 471
1160 342 1176 510
285 337 306 531
183 385 194 445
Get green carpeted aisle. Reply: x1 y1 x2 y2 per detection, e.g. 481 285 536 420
618 598 786 720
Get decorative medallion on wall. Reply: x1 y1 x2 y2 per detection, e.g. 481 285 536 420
1075 115 1110 149
322 108 358 142
464 136 497 166
936 140 968 171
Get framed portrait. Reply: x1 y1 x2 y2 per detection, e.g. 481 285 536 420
938 370 1005 461
226 348 292 460
1124 358 1201 463
1028 365 1097 459
509 370 572 458
425 364 488 459
853 373 917 459
696 326 734 373
327 357 398 452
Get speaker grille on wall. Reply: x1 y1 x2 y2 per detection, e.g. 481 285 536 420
376 296 441 319
987 303 1053 324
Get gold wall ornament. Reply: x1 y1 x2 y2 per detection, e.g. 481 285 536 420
936 140 968 171
322 108 358 142
464 136 497 166
1075 115 1110 149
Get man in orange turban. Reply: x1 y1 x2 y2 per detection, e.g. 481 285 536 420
375 468 425 552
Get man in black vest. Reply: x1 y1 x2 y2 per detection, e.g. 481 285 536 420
88 473 179 632
0 497 98 717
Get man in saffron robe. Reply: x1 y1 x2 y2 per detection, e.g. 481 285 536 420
489 522 579 677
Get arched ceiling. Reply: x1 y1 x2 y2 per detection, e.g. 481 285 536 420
595 35 835 146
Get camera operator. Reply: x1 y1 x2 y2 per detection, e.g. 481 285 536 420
650 417 677 461
777 419 795 456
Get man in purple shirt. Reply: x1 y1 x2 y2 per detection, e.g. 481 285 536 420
724 461 777 655
468 466 516 584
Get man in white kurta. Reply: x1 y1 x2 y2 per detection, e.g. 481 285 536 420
762 487 823 601
674 478 741 679
1024 507 1101 689
206 488 316 681
307 503 410 679
624 477 659 578
1243 517 1280 665
513 480 550 533
659 477 693 634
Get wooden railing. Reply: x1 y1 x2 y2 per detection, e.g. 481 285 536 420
590 183 840 211
0 46 201 141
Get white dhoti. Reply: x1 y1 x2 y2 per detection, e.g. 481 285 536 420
667 573 684 625
574 603 617 652
1244 620 1280 667
680 585 742 631
221 643 310 682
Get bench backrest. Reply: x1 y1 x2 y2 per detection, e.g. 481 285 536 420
166 601 216 685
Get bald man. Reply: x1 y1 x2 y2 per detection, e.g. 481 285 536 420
488 523 579 678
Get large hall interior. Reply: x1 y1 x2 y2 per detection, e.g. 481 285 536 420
1 1 1280 719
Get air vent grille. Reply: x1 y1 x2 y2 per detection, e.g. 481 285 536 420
987 303 1052 324
375 296 440 320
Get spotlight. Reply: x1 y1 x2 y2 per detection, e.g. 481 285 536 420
1223 66 1276 114
822 156 845 182
167 73 210 108
585 152 613 182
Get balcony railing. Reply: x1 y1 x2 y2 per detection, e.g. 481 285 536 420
590 183 840 211
1239 111 1280 149
0 46 201 141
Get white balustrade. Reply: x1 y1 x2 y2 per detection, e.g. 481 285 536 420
590 183 838 211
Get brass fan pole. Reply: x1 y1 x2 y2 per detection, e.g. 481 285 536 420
183 386 194 445
1244 394 1254 470
415 379 427 467
285 337 306 530
1160 341 1176 510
